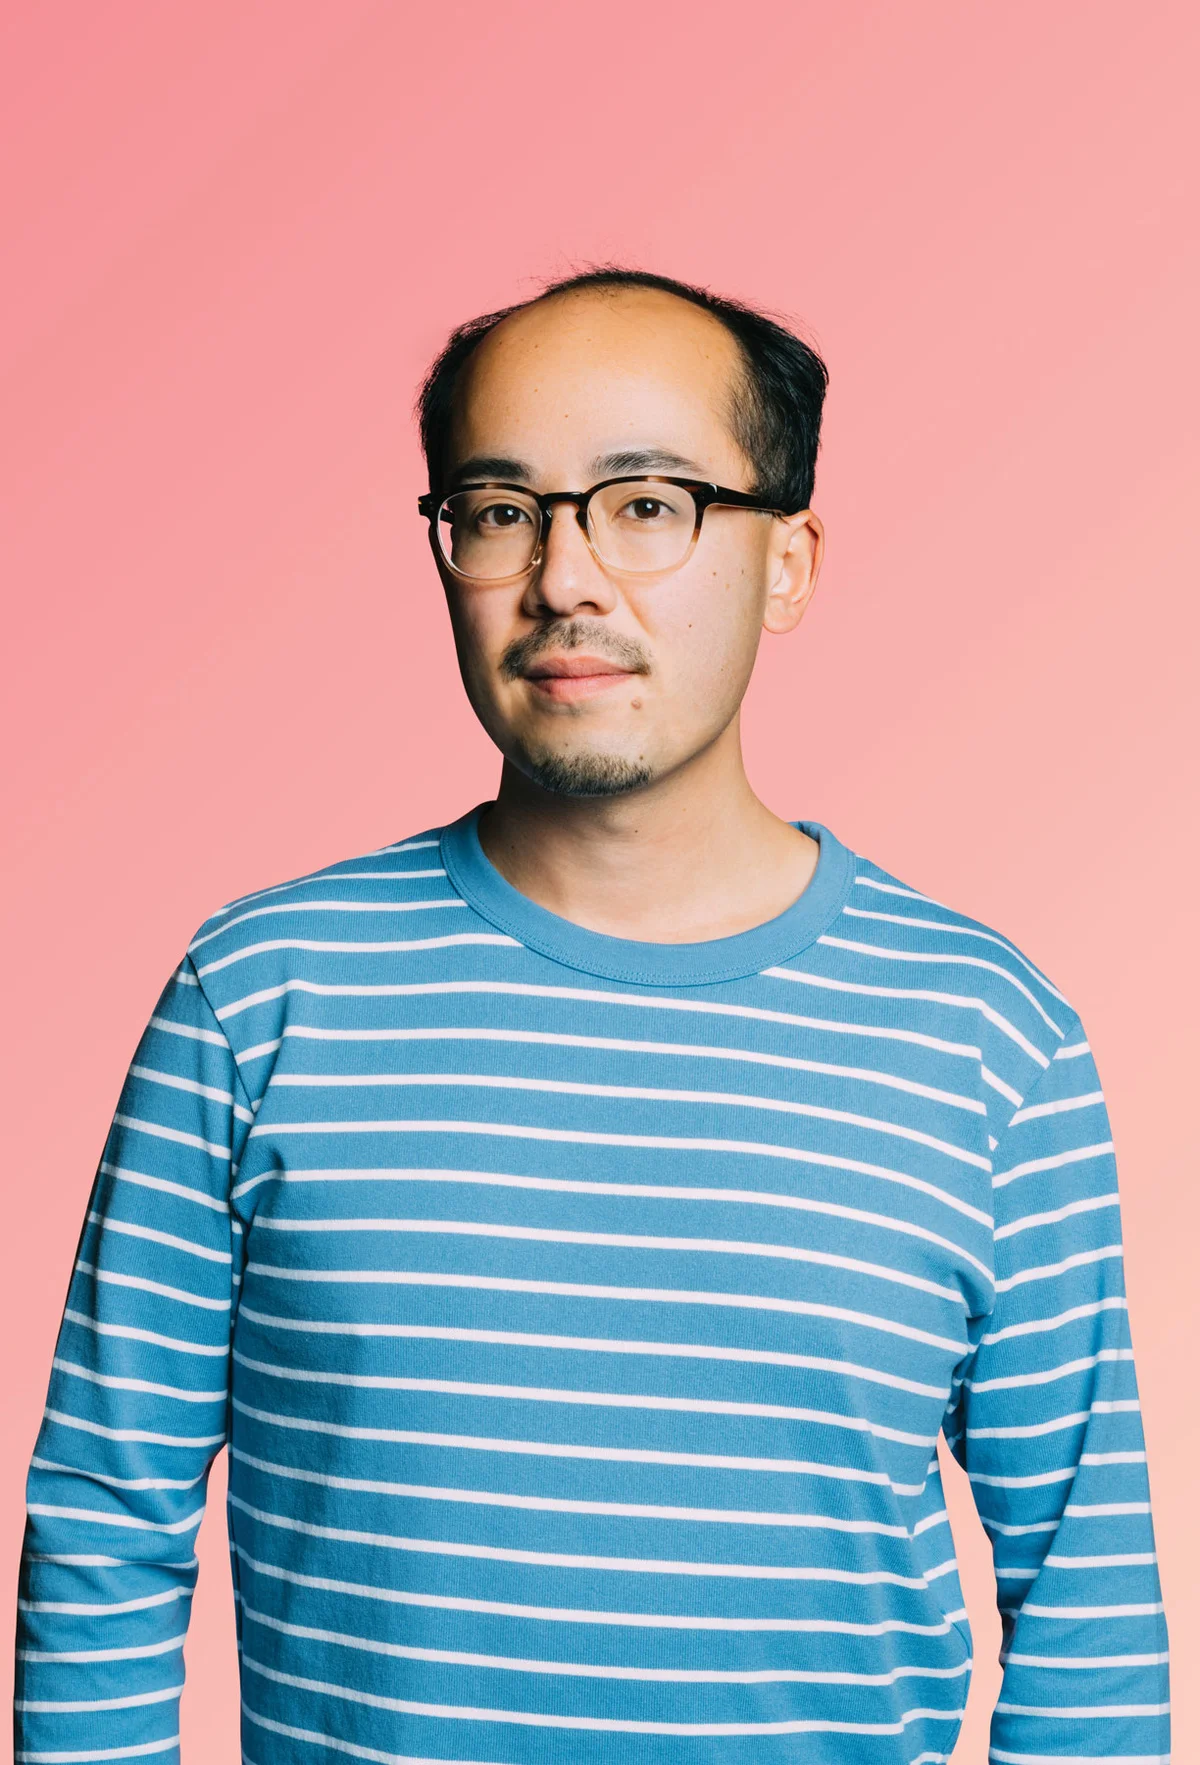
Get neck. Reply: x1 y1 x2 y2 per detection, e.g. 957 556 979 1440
476 718 818 944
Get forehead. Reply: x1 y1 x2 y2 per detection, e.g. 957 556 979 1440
447 288 746 470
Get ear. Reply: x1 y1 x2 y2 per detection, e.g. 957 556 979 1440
762 509 824 636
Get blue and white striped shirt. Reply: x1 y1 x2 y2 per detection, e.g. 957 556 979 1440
15 809 1170 1764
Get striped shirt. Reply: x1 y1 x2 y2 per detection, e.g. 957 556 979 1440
15 808 1170 1765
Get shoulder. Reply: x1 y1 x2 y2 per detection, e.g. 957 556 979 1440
823 839 1082 1083
184 822 456 974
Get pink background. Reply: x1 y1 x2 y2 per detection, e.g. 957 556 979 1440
2 3 1196 1757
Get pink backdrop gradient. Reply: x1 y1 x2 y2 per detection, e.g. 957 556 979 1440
2 3 1197 1758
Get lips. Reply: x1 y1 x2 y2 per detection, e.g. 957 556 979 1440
523 653 637 702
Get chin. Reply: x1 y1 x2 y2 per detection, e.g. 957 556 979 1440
517 746 655 799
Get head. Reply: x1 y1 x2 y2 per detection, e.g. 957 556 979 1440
416 268 828 800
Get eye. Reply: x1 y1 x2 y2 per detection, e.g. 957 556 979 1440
615 495 673 522
475 501 533 531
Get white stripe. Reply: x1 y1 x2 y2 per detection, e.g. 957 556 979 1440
240 1599 967 1682
1002 1651 1169 1669
211 850 444 914
981 1067 1023 1107
86 1211 231 1265
967 1400 1139 1439
63 1309 227 1358
21 1556 127 1568
995 1194 1120 1240
111 1113 230 1161
235 1305 947 1397
214 977 983 1063
1009 1091 1105 1125
242 1655 964 1734
15 1739 180 1763
990 1751 1168 1765
17 1686 182 1714
817 934 1064 1034
129 1063 238 1107
148 1014 225 1048
197 925 506 977
1065 1501 1150 1516
249 1213 968 1303
267 1022 986 1112
839 907 1067 1000
853 877 937 902
190 894 458 950
241 1701 515 1765
231 1395 935 1467
981 1520 1057 1538
243 1263 968 1351
243 1164 992 1253
227 1493 939 1582
969 1466 1077 1490
75 1259 230 1311
265 1071 990 1169
243 1119 989 1225
765 965 1049 1065
52 1358 225 1404
17 1586 192 1617
232 1542 962 1633
31 1455 204 1493
967 1348 1133 1392
26 1503 203 1536
993 1143 1114 1189
237 1037 282 1063
994 1701 1169 1718
99 1161 228 1214
1045 1552 1157 1568
18 1632 187 1664
1053 1041 1092 1061
981 1297 1128 1345
1019 1600 1162 1616
231 1445 915 1530
994 1245 1122 1293
42 1406 223 1449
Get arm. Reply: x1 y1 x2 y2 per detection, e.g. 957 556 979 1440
944 1016 1170 1763
14 956 251 1764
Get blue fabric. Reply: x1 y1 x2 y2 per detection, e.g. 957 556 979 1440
15 808 1169 1764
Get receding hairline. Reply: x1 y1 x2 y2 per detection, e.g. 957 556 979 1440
418 266 828 510
446 282 757 460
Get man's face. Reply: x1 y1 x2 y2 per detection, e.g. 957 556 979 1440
435 287 821 799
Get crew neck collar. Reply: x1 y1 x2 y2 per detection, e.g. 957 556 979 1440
439 802 854 989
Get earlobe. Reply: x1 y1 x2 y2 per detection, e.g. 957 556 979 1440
762 509 824 635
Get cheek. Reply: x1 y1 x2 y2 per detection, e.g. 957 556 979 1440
446 591 509 678
649 555 764 688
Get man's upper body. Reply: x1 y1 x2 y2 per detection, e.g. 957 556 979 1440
15 271 1169 1764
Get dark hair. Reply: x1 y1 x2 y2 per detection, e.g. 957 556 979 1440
416 266 828 512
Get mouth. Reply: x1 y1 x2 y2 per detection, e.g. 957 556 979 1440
522 654 641 703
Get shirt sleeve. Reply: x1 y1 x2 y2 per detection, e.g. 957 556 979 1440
942 1014 1170 1763
14 956 252 1765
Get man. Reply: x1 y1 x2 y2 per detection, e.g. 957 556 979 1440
15 269 1169 1765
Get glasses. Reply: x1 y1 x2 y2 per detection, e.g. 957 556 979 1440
417 475 791 584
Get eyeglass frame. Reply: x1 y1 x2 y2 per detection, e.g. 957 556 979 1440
416 474 797 585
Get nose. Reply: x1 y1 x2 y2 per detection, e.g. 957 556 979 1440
522 500 618 620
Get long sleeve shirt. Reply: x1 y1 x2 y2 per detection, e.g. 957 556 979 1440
15 807 1170 1764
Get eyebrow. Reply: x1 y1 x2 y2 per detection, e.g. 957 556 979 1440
446 446 707 491
590 447 704 477
447 455 532 488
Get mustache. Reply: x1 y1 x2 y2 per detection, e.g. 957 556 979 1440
500 620 651 681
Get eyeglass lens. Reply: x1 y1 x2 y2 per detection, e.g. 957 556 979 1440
436 481 699 580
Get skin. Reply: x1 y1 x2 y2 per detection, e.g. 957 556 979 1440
434 285 826 944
